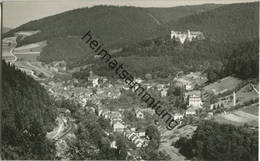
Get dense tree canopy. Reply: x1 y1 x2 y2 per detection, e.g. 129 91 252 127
175 121 258 161
224 39 259 79
1 60 56 159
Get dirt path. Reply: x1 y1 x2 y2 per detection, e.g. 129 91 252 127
147 13 161 25
3 37 17 62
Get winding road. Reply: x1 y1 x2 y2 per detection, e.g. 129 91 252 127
54 120 73 140
3 37 17 62
10 47 17 62
250 83 259 94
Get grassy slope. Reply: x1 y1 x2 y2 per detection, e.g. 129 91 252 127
3 27 11 33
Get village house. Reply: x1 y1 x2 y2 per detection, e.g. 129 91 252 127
110 111 122 119
208 112 214 118
110 140 117 149
185 107 197 115
122 86 129 90
173 113 184 120
123 129 131 137
135 139 144 148
110 118 123 126
136 130 146 137
96 89 104 94
161 88 168 97
98 109 104 116
188 94 203 107
48 88 54 94
124 129 148 148
186 90 203 108
135 78 143 83
185 90 200 100
127 132 138 141
130 127 136 131
84 106 95 113
51 60 67 72
156 84 165 91
135 110 145 119
174 72 207 91
135 108 155 116
88 71 100 87
113 121 125 133
103 111 111 119
142 82 153 90
109 111 123 125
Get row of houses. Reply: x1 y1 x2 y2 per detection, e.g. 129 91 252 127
88 71 108 87
120 77 170 98
210 92 236 109
174 72 208 91
123 129 148 148
97 108 149 148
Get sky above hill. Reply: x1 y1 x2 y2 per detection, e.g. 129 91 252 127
3 0 257 28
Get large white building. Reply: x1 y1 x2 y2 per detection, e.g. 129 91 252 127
171 30 204 44
188 94 203 107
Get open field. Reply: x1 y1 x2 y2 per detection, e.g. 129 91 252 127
214 104 259 127
15 30 40 36
2 36 17 61
14 30 40 40
16 53 40 61
236 84 259 104
14 41 47 53
241 103 258 116
2 47 13 56
15 61 54 78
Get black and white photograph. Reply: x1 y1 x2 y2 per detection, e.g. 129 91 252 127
1 0 259 160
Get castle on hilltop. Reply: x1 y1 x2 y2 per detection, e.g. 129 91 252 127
170 30 205 44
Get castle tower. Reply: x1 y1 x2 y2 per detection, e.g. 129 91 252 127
170 30 175 39
187 29 192 41
233 92 236 106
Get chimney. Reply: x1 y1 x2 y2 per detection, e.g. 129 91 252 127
233 92 236 106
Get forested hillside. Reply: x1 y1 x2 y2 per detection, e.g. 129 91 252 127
74 34 237 79
1 61 56 159
175 121 258 161
75 2 259 79
4 4 221 63
206 39 259 82
142 4 221 24
74 36 259 80
166 2 259 43
224 39 259 79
